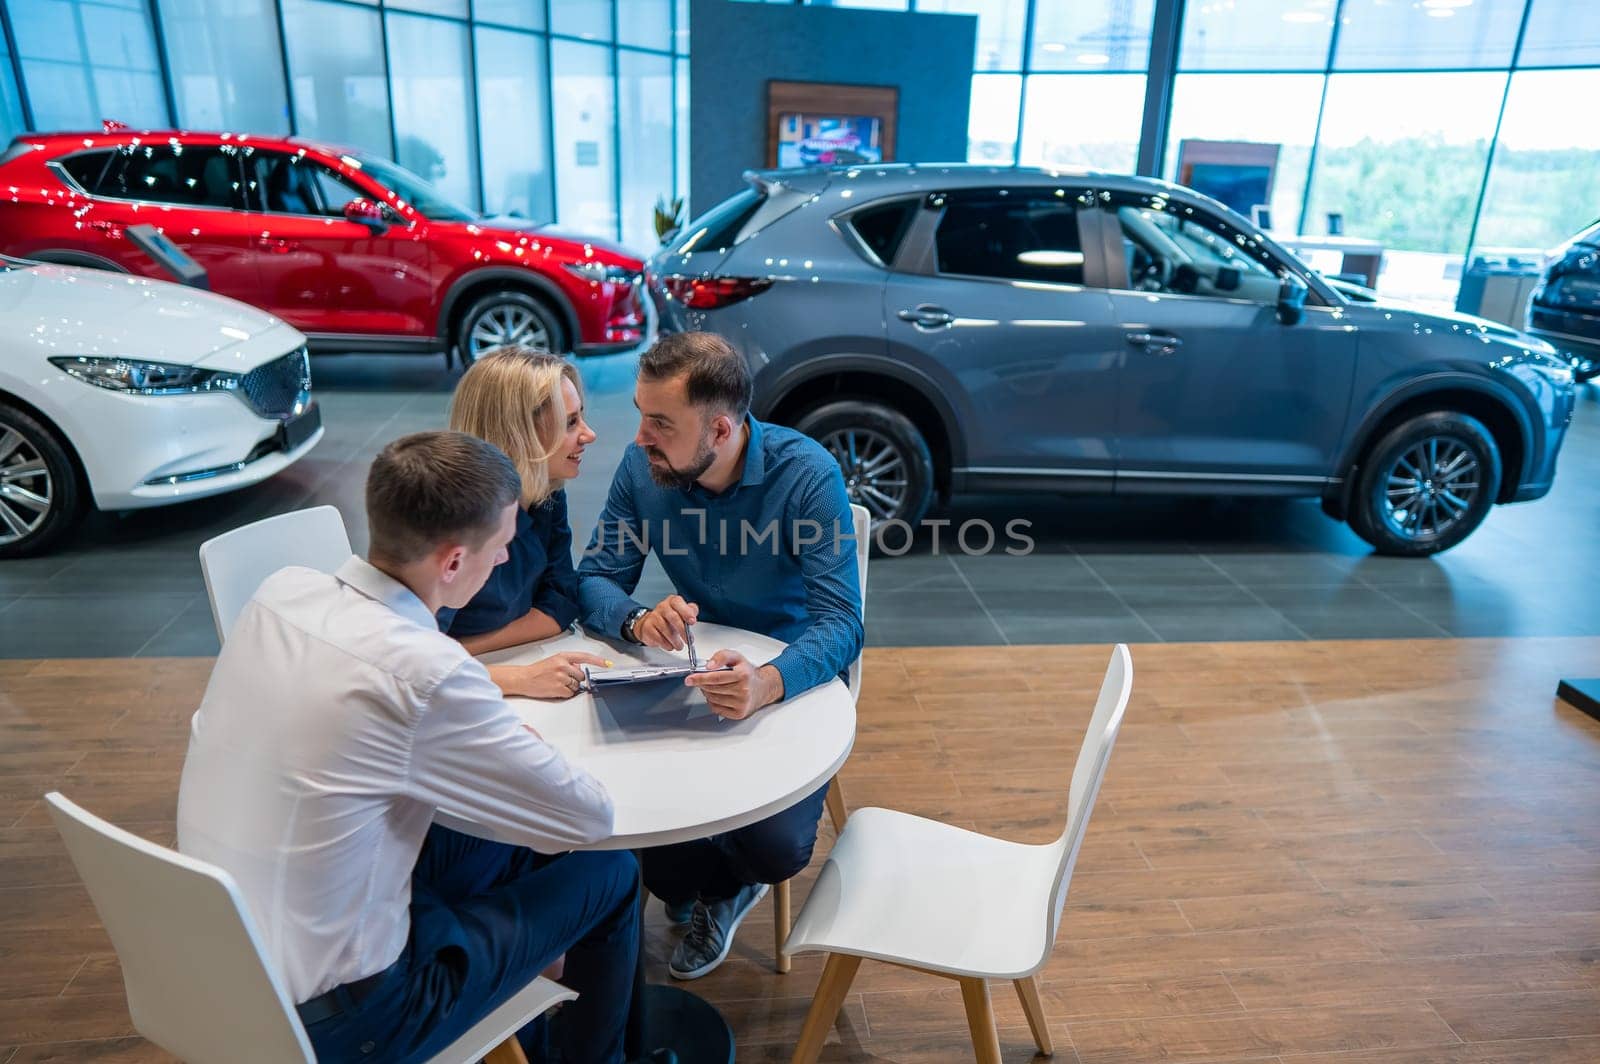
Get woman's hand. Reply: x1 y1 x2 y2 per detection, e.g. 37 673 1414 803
490 652 612 700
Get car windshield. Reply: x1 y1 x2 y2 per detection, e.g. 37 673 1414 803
345 153 478 222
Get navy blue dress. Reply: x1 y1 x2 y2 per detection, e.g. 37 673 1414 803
439 490 580 638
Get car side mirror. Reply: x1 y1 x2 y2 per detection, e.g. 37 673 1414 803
343 198 388 233
1277 276 1308 325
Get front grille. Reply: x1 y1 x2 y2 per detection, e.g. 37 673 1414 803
237 347 311 421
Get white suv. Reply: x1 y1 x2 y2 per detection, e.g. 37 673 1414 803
0 258 322 556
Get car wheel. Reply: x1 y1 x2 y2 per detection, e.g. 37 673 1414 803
0 402 82 558
455 289 565 365
795 400 935 530
1348 411 1500 557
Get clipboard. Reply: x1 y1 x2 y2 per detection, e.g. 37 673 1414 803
580 628 733 690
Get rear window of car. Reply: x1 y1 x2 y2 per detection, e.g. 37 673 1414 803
671 181 818 256
844 199 917 267
57 151 115 193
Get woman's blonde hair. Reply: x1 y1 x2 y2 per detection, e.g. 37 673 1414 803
448 347 584 508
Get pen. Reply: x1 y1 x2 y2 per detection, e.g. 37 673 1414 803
685 623 697 670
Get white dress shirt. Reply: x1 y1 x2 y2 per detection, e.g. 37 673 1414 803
177 557 613 1003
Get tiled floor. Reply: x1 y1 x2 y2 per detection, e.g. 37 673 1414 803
2 351 1597 658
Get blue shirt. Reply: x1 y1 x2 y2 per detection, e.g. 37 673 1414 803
440 490 580 638
577 416 863 700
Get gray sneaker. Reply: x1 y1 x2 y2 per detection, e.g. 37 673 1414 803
663 897 694 926
667 882 769 981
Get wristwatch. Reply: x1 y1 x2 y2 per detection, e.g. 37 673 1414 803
621 606 650 644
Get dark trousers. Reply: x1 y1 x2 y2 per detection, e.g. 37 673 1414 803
642 782 830 904
303 825 639 1064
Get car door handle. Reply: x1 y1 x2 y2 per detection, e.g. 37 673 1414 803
1126 331 1183 355
86 220 122 236
897 304 955 329
254 236 300 254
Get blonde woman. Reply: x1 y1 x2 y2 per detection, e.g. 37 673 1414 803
443 348 604 699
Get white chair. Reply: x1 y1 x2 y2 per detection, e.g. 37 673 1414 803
45 791 574 1064
199 505 352 643
770 503 870 974
782 645 1134 1063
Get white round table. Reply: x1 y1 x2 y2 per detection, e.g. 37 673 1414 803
463 621 857 1062
473 621 856 850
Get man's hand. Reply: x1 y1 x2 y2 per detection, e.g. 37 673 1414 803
634 595 699 651
491 652 612 701
685 650 785 721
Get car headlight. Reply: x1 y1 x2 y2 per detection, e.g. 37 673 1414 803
562 261 640 284
48 356 240 396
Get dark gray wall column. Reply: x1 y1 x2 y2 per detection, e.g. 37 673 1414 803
688 0 975 216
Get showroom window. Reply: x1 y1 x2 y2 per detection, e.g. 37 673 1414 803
1304 71 1506 303
386 10 482 211
967 73 1020 165
1164 73 1326 239
1470 68 1600 259
912 0 1026 71
618 48 674 251
475 25 554 220
934 189 1086 285
280 0 394 159
9 0 170 131
1018 73 1147 174
157 0 290 133
551 39 619 240
0 38 28 144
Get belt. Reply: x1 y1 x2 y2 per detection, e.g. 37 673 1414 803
296 969 387 1026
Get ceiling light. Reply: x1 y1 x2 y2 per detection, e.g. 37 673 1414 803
1426 7 1455 15
1041 42 1066 53
1077 53 1111 65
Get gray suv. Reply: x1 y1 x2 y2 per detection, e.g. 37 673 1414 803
647 166 1575 556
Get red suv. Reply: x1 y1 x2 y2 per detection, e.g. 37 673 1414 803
0 125 646 362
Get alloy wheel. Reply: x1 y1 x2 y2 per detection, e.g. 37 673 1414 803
0 423 53 547
468 303 552 360
1380 435 1481 541
821 427 909 522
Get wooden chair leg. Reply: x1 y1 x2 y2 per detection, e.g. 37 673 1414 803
790 953 862 1064
958 977 1003 1064
773 877 792 973
825 779 848 834
1014 974 1054 1056
484 1036 530 1064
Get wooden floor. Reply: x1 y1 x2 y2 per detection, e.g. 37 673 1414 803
3 638 1600 1062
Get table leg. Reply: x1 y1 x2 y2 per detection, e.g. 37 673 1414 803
626 852 735 1064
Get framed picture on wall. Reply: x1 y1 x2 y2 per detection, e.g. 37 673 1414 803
767 81 898 169
1173 139 1281 220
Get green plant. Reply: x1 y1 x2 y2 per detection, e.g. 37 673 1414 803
653 194 685 242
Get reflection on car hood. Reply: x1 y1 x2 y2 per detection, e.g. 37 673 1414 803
0 263 295 368
475 215 642 259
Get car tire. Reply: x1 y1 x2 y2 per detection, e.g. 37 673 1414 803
1348 411 1501 557
794 400 936 531
454 289 566 365
0 401 83 559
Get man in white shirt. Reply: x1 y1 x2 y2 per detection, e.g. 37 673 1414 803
177 431 633 1064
